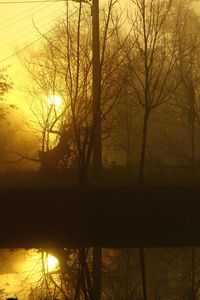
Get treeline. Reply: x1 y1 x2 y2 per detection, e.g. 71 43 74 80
1 0 200 184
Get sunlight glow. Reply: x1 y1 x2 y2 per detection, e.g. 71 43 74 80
46 254 59 271
47 95 62 110
0 250 60 299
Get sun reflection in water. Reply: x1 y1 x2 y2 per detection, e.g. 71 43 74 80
0 249 59 300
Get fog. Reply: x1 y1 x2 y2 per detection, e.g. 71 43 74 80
0 0 200 299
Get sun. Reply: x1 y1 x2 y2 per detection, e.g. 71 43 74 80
46 254 58 271
47 95 62 110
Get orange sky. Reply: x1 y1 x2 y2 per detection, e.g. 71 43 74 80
0 0 197 117
0 0 128 117
0 0 127 67
0 0 115 116
0 0 68 116
0 0 66 64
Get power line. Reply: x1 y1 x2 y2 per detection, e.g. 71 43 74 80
0 1 46 25
0 6 78 64
0 13 65 49
0 3 54 31
0 35 43 64
0 5 64 44
0 0 65 4
0 13 74 64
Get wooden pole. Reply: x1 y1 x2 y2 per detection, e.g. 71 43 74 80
92 1 102 300
92 0 102 181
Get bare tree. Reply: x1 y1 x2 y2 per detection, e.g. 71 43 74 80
20 0 129 185
173 3 200 174
0 68 12 119
147 2 200 177
128 0 180 183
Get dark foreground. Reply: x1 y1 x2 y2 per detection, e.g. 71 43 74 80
0 185 200 248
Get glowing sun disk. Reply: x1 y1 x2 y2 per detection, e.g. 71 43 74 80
47 254 58 271
47 95 62 108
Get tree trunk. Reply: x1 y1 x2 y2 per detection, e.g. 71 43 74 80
93 247 102 300
139 247 148 300
190 122 196 176
125 97 131 168
78 162 88 187
139 108 150 184
191 247 195 299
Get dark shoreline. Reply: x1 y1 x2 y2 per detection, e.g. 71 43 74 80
0 185 199 249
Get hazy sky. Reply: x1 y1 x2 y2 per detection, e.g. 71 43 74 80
0 0 123 115
0 0 198 115
0 0 198 66
0 0 68 114
0 0 66 64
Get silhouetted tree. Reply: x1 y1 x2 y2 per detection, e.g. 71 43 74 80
0 68 12 119
21 0 128 185
146 3 200 178
173 4 200 175
128 0 180 183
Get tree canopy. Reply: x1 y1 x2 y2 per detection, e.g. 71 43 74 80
0 69 12 102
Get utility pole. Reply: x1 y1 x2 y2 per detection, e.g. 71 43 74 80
66 0 102 298
92 0 102 181
92 1 102 300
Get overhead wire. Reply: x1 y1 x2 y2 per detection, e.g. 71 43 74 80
0 0 65 4
0 1 55 31
0 3 65 45
0 30 52 64
0 0 49 26
0 37 42 64
0 12 65 49
0 9 78 64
